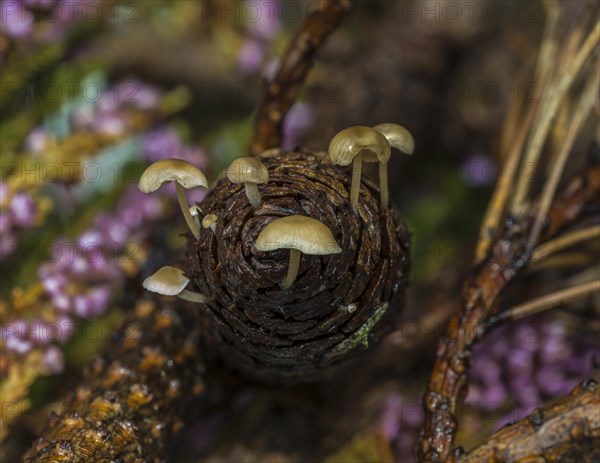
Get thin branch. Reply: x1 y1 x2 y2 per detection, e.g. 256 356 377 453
249 0 355 156
476 99 538 262
416 164 600 463
457 381 600 463
529 69 599 244
486 280 600 327
532 225 600 262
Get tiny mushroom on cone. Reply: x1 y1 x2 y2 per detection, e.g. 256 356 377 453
328 126 391 210
254 215 341 289
373 123 415 209
139 158 208 240
143 266 208 303
227 157 269 209
202 213 218 233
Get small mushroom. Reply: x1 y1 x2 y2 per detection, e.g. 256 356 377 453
254 215 341 289
227 157 269 209
202 213 218 233
139 159 208 240
143 266 208 303
328 126 391 210
373 123 415 209
189 205 201 227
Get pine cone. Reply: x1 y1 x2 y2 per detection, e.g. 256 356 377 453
186 148 410 382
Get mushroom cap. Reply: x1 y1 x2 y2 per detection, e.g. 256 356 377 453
202 213 218 229
227 157 269 184
373 123 415 155
328 126 391 165
138 158 208 193
255 215 342 255
143 266 189 296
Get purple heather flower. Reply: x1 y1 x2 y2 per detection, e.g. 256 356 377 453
247 1 280 40
1 0 34 38
55 315 74 343
96 213 129 247
78 229 104 250
42 345 64 374
469 314 599 422
143 128 183 162
26 127 51 154
5 336 33 355
88 285 111 314
378 393 423 463
238 39 265 74
30 318 52 345
282 102 315 149
2 319 28 340
10 192 36 228
115 80 159 110
22 0 55 7
92 112 127 137
51 293 71 312
462 154 497 186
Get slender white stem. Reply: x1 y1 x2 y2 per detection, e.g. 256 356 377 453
350 154 362 210
177 290 209 304
379 161 388 210
281 248 301 289
176 183 200 240
245 182 263 209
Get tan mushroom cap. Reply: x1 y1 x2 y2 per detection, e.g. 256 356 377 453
255 215 341 255
227 157 269 184
328 126 391 165
143 266 189 296
138 158 208 193
202 214 218 229
373 123 415 155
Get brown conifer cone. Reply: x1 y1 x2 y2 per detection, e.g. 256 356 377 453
186 148 411 382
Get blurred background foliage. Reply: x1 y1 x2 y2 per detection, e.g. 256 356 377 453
1 1 598 462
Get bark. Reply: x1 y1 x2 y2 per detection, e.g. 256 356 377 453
23 298 217 463
457 380 600 463
417 164 600 462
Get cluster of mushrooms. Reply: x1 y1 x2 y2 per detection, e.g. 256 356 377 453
139 123 414 298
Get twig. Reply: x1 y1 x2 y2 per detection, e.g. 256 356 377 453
475 98 538 262
486 280 600 327
532 225 600 262
457 380 600 463
416 164 600 463
529 68 599 244
510 22 599 213
249 0 355 156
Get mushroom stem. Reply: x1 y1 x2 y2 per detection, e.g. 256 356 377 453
379 161 388 209
176 183 200 240
244 182 263 209
177 290 209 304
281 248 301 289
350 154 363 209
